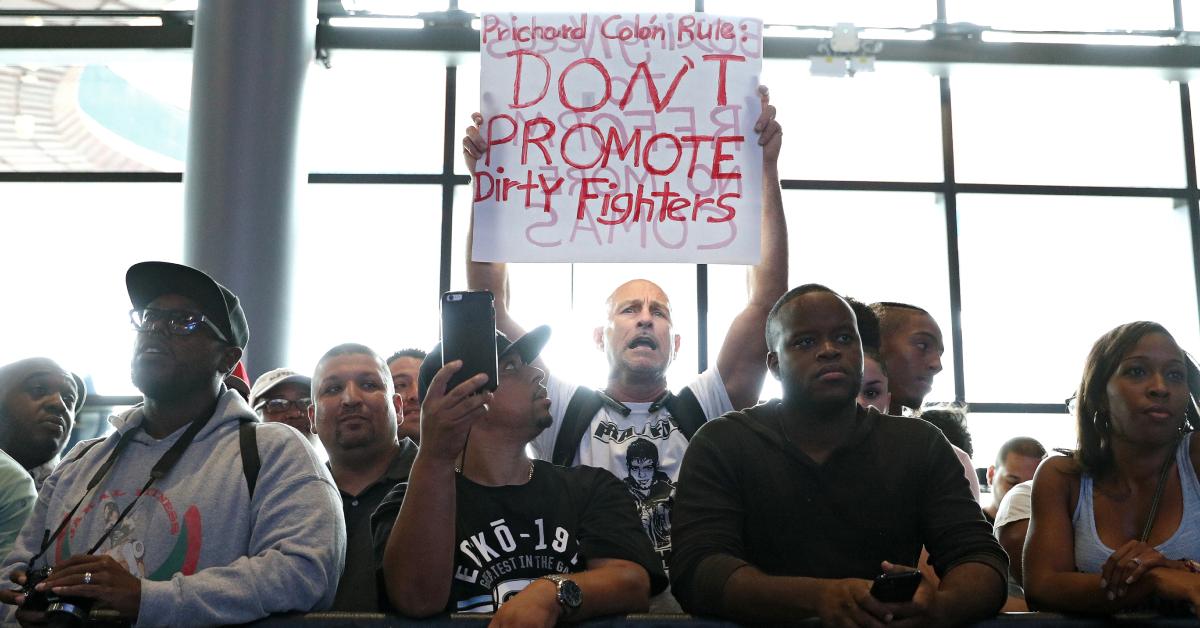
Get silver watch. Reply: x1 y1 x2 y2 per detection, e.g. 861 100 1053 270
541 573 582 617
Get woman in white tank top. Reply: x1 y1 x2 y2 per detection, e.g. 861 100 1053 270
1025 321 1200 616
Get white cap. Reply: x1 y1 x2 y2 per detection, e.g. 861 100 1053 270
249 368 312 409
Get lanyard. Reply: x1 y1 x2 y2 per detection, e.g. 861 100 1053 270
28 411 211 568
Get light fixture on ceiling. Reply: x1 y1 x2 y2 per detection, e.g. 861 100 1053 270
327 16 424 29
810 23 882 78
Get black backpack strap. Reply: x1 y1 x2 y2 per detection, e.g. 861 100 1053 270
663 386 708 441
238 419 261 500
552 387 605 467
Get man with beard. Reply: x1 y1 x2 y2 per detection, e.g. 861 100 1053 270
0 357 87 489
373 326 665 621
670 285 1006 626
311 343 418 611
0 261 345 626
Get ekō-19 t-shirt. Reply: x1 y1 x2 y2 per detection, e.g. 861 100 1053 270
528 369 731 567
371 460 666 614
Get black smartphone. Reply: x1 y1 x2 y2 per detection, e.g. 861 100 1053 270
870 571 922 603
441 290 499 393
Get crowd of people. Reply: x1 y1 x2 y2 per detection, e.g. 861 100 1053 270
0 91 1197 627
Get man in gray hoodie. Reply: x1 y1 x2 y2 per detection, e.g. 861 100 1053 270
0 261 346 626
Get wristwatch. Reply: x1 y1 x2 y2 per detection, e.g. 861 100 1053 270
540 573 582 618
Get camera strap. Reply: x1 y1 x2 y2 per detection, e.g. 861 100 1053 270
28 411 211 567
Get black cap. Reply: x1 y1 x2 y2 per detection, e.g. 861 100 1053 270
418 325 551 400
126 261 249 349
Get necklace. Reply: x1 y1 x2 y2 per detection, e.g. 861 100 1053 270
455 461 535 483
1138 438 1181 542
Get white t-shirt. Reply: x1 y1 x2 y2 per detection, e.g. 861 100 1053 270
994 480 1034 532
529 368 733 560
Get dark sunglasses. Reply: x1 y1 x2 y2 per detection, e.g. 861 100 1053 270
130 307 229 344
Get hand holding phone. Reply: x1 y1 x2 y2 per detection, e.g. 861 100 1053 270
870 570 922 603
441 291 499 393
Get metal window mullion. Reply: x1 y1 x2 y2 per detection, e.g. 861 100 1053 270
440 65 457 296
939 76 966 404
1179 83 1200 337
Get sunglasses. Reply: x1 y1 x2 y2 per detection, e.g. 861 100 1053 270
130 308 230 344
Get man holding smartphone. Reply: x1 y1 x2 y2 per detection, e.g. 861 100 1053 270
669 285 1007 626
372 326 666 623
461 88 787 583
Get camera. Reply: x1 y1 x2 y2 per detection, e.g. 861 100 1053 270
21 566 93 627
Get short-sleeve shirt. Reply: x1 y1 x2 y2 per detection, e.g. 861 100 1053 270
371 460 667 615
994 480 1033 532
329 440 417 611
527 369 732 564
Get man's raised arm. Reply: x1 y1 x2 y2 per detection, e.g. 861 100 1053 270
463 112 529 345
715 87 788 411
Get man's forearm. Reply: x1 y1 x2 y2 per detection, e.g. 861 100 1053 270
566 559 651 619
382 456 458 617
465 210 524 340
716 564 828 623
748 165 787 308
934 561 1008 625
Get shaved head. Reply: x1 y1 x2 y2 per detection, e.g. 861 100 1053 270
605 279 672 318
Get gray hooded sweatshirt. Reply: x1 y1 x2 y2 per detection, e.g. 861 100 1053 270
2 390 346 626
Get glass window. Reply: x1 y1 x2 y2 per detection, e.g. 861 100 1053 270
764 60 943 182
288 184 444 369
947 0 1174 32
0 182 184 395
451 183 576 358
301 51 447 174
951 66 1185 188
707 189 955 402
453 55 481 177
957 194 1200 404
0 57 191 172
705 0 934 28
967 412 1076 472
1187 0 1200 30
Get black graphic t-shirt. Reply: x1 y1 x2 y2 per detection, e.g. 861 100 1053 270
371 460 667 614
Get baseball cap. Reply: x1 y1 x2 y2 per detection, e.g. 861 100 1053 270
126 261 249 349
418 325 551 400
249 368 313 409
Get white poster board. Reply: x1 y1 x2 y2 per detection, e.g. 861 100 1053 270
472 12 764 264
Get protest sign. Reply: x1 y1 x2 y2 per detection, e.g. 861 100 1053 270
472 12 764 264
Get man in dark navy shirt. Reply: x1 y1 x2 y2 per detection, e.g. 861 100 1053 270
671 285 1007 627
